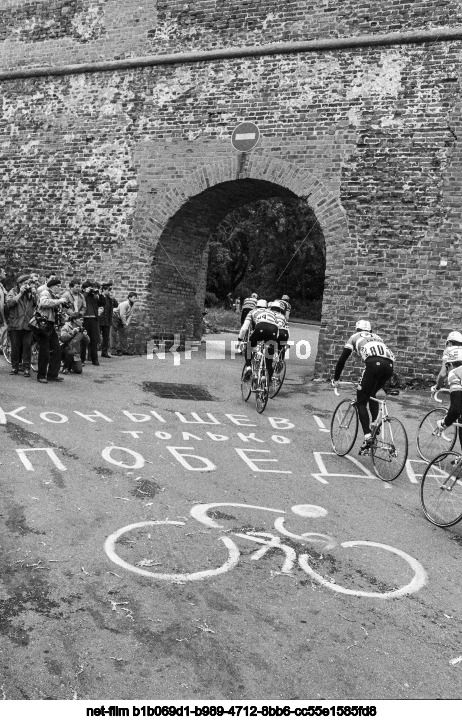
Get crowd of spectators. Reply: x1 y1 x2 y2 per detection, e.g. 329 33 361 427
0 267 138 383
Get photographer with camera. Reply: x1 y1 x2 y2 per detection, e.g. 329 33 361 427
81 280 102 366
5 274 37 377
62 278 86 319
60 313 89 374
36 277 69 383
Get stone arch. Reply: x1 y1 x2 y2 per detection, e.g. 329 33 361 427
129 156 348 350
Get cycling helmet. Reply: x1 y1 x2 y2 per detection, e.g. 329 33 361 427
356 320 371 332
269 300 286 313
251 293 258 299
446 331 462 346
445 347 462 364
281 295 290 301
256 299 268 308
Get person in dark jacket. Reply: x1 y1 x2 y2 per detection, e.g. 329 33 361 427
99 283 118 358
81 280 103 366
36 278 68 383
6 273 37 377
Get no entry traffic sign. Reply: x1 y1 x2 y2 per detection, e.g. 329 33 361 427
231 122 260 152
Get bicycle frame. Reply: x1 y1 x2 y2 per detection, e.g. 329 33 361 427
433 388 462 434
251 340 267 390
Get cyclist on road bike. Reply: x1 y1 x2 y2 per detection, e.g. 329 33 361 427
432 331 462 394
280 295 291 321
240 293 258 326
435 346 462 452
268 300 289 361
332 320 396 454
238 299 279 381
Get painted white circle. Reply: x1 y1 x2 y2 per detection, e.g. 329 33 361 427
104 520 240 581
299 541 427 599
291 504 328 518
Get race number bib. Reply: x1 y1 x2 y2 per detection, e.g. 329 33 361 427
359 341 395 362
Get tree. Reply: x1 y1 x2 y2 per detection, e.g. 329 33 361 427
206 197 326 318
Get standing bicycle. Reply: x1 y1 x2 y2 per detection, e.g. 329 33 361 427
332 319 396 455
330 380 408 481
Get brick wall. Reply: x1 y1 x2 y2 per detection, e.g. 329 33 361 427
0 4 462 379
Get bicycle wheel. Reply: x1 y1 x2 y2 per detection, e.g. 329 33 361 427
417 408 457 462
2 328 11 364
371 417 408 482
255 367 269 414
330 399 358 456
269 359 286 399
420 451 462 527
240 362 251 401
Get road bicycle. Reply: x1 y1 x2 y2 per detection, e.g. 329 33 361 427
1 326 39 373
330 380 408 482
240 339 269 414
418 389 462 527
104 501 427 599
420 450 462 527
269 346 286 399
417 388 458 462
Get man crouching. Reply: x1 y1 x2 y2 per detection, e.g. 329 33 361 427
60 314 90 374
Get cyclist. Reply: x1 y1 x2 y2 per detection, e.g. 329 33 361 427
268 300 290 361
432 331 462 393
240 293 258 326
280 295 291 321
238 299 279 381
332 320 395 454
435 346 462 452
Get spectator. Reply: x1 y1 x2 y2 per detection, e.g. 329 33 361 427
37 272 59 297
60 314 89 374
111 292 138 356
5 273 37 377
99 283 117 358
0 267 7 335
62 279 86 319
81 280 102 366
36 278 68 383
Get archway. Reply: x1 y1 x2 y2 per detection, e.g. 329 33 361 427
127 155 349 371
146 178 301 339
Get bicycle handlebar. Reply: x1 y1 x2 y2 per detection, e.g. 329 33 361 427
332 380 355 397
433 388 449 403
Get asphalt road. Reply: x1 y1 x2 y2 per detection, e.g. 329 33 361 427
0 324 461 701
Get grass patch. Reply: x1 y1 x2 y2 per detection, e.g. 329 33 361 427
205 308 241 331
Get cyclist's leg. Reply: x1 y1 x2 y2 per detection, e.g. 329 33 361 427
265 338 277 380
367 358 394 424
277 328 289 361
356 363 374 436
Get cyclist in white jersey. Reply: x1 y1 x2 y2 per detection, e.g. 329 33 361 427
240 293 258 325
332 320 396 454
433 338 462 452
238 299 279 381
269 300 289 359
432 331 462 394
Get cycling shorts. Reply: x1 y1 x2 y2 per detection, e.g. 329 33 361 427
249 321 279 352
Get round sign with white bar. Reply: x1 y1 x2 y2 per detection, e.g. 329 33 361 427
231 122 260 152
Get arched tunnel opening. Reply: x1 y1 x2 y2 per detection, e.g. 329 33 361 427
146 178 326 342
